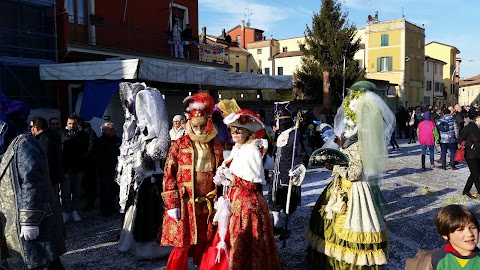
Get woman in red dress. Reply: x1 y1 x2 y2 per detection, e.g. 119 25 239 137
200 110 281 270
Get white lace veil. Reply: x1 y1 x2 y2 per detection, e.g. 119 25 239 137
356 91 395 180
334 82 396 184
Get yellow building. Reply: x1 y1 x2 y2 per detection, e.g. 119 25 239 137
359 18 425 108
201 33 251 72
425 42 460 106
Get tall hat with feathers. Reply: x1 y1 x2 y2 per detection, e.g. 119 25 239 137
183 92 215 132
224 110 265 139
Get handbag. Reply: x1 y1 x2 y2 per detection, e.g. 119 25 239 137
454 141 465 163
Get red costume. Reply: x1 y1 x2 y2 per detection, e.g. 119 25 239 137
160 93 223 269
200 110 281 270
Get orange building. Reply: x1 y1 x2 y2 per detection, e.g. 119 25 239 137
227 20 264 48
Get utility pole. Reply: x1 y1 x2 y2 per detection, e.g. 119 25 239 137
342 52 346 100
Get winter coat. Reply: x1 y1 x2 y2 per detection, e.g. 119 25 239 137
404 249 434 270
36 128 64 184
417 120 438 146
60 128 90 171
96 134 121 172
0 134 66 269
459 122 480 160
436 114 458 144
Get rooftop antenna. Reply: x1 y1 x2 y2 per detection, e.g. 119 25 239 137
244 8 253 27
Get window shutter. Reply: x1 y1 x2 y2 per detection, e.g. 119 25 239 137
377 58 381 72
388 57 393 71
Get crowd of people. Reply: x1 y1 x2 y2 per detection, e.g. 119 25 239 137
0 84 479 269
395 102 480 200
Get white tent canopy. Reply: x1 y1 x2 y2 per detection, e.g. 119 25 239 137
39 59 293 89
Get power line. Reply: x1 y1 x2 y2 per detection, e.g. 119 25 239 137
269 0 313 16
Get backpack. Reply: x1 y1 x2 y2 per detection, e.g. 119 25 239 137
437 121 450 132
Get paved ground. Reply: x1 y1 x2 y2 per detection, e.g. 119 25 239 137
60 138 480 269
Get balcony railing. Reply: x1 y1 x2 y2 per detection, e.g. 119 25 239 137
59 15 228 65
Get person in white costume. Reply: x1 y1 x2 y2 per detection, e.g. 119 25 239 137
116 82 172 259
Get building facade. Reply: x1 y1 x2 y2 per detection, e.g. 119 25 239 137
0 0 57 107
425 41 460 106
424 56 446 108
360 18 425 108
459 75 480 106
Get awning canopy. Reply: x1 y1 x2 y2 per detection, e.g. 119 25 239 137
39 59 293 90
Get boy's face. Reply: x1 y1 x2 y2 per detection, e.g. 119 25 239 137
443 222 479 256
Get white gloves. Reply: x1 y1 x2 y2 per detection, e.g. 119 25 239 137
167 208 180 221
289 166 302 177
289 164 307 186
20 225 39 241
213 165 234 186
222 167 234 181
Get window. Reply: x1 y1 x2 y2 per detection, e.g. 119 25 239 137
282 47 288 52
235 63 240 72
169 3 189 31
381 34 389 46
65 0 86 24
434 82 440 92
356 59 364 70
426 81 432 91
257 49 262 54
376 57 392 72
236 35 241 44
277 67 283 75
264 68 270 75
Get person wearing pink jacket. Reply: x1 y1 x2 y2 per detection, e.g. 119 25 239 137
417 111 439 170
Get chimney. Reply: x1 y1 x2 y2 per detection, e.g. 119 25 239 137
201 26 206 43
222 28 226 38
374 11 378 21
241 20 245 30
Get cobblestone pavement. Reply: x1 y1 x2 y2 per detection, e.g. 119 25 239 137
61 138 479 269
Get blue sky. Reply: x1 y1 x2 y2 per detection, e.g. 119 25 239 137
199 0 479 79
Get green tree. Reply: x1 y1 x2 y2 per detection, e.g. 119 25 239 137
294 0 365 106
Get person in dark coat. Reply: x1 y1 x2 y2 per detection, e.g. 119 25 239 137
181 24 193 59
0 134 67 270
79 120 97 212
96 122 121 216
396 105 408 139
60 114 90 223
30 116 64 200
269 101 307 239
459 111 480 199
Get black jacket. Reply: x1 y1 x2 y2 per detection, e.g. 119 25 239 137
36 128 64 184
96 134 121 172
60 129 90 171
459 122 480 160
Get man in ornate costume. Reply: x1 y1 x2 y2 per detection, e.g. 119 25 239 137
116 82 171 259
270 101 307 238
0 97 66 270
160 92 223 270
307 81 395 269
